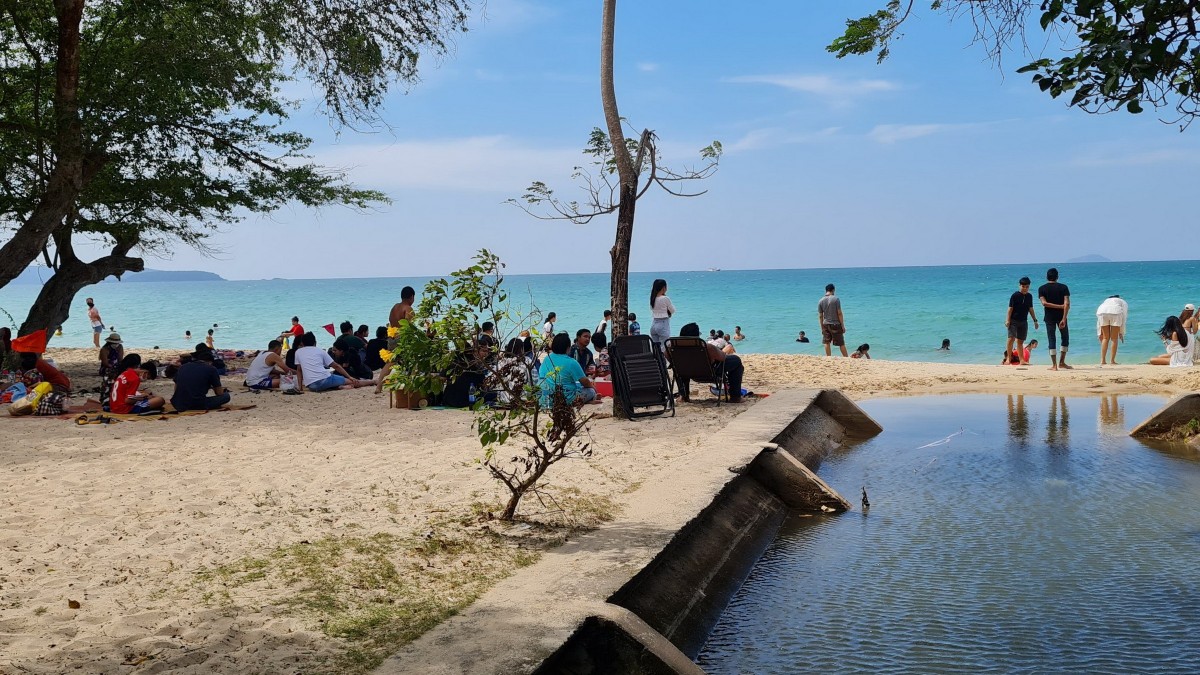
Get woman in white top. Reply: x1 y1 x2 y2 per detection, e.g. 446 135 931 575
649 278 675 346
1150 315 1191 367
1095 295 1128 365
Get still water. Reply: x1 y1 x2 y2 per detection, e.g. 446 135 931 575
698 395 1200 674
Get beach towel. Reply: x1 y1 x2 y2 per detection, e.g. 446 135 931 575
71 403 257 423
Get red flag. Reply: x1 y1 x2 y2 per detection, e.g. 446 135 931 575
11 329 48 354
323 323 336 336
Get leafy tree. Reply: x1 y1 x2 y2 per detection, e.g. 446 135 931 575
380 250 594 521
0 0 469 335
829 0 1200 126
508 0 721 358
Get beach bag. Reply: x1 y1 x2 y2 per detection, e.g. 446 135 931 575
9 382 51 416
1 382 26 404
280 374 298 393
35 392 66 416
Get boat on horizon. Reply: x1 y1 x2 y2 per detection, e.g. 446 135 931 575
707 267 721 272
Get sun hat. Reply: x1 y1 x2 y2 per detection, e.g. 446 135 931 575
1186 304 1195 311
105 332 122 345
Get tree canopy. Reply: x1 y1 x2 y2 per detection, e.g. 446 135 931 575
0 0 469 333
829 0 1200 126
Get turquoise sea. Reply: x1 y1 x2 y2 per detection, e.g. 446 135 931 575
2 261 1198 365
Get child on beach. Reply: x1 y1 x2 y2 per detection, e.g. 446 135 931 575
205 329 215 350
628 313 640 336
851 344 871 359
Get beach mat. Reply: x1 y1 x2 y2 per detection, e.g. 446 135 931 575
71 403 257 424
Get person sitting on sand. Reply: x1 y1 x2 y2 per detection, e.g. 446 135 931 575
332 321 372 379
677 323 744 403
0 326 16 372
851 343 871 359
364 326 389 371
170 348 230 411
98 332 124 407
568 329 596 376
539 332 598 406
109 354 166 414
294 332 372 391
1007 339 1039 365
1150 316 1192 367
18 351 72 395
244 340 292 389
491 338 535 406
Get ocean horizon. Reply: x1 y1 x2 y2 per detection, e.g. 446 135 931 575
3 260 1199 366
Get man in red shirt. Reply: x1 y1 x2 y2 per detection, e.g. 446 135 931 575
18 352 72 394
108 354 166 414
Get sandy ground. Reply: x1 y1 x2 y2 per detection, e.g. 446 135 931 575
1 348 1194 673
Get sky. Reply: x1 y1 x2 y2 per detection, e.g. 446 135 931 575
81 0 1200 279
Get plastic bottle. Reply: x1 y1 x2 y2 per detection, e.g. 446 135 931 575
468 383 477 405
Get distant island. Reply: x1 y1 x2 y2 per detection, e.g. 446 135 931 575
1066 254 1113 263
12 267 225 284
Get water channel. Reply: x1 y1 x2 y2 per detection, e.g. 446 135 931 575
697 394 1200 674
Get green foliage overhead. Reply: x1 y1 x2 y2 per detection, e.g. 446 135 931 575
0 0 468 261
829 0 1200 126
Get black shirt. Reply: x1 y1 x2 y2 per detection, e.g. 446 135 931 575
333 334 365 353
1038 282 1070 322
364 337 388 370
1008 291 1034 322
171 361 222 411
568 343 595 372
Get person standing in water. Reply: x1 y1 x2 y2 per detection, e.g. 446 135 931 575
649 279 675 347
1038 268 1071 370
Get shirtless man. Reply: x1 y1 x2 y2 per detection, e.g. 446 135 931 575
86 297 104 348
377 286 416 394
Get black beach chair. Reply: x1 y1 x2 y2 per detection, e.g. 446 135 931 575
664 337 727 405
608 335 675 419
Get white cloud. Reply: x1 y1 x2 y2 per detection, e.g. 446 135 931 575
637 62 659 72
312 136 584 193
726 126 841 153
868 124 946 144
725 73 899 102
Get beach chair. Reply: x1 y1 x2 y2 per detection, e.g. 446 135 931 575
664 337 727 405
608 335 675 419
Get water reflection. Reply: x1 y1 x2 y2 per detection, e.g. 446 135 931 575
1099 394 1125 430
1046 396 1070 452
1006 394 1028 447
698 395 1199 675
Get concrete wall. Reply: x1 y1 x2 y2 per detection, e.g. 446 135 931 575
375 389 881 675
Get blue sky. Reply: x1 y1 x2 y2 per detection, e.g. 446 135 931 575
122 0 1200 279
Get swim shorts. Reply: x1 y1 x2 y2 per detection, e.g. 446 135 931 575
821 322 845 346
246 376 274 390
1007 320 1028 341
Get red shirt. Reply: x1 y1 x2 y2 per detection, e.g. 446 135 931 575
34 360 71 391
109 368 141 414
289 324 304 338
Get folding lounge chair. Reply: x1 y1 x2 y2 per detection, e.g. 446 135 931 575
608 335 675 418
664 337 728 405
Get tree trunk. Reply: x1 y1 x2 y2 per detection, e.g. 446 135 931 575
19 227 144 337
0 0 88 290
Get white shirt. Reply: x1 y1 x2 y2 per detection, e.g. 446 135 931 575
294 346 334 383
543 321 555 336
1095 297 1128 338
652 295 675 320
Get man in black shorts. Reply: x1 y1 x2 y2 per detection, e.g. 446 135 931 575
1004 276 1039 365
1038 267 1071 370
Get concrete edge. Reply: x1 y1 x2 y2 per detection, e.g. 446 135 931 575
373 388 877 675
1130 392 1200 437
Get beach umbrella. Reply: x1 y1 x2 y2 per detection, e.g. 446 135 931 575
323 323 336 336
11 329 48 354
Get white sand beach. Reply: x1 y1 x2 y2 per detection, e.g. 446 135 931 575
0 348 1194 673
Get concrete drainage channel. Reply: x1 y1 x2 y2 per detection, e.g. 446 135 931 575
375 389 882 675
